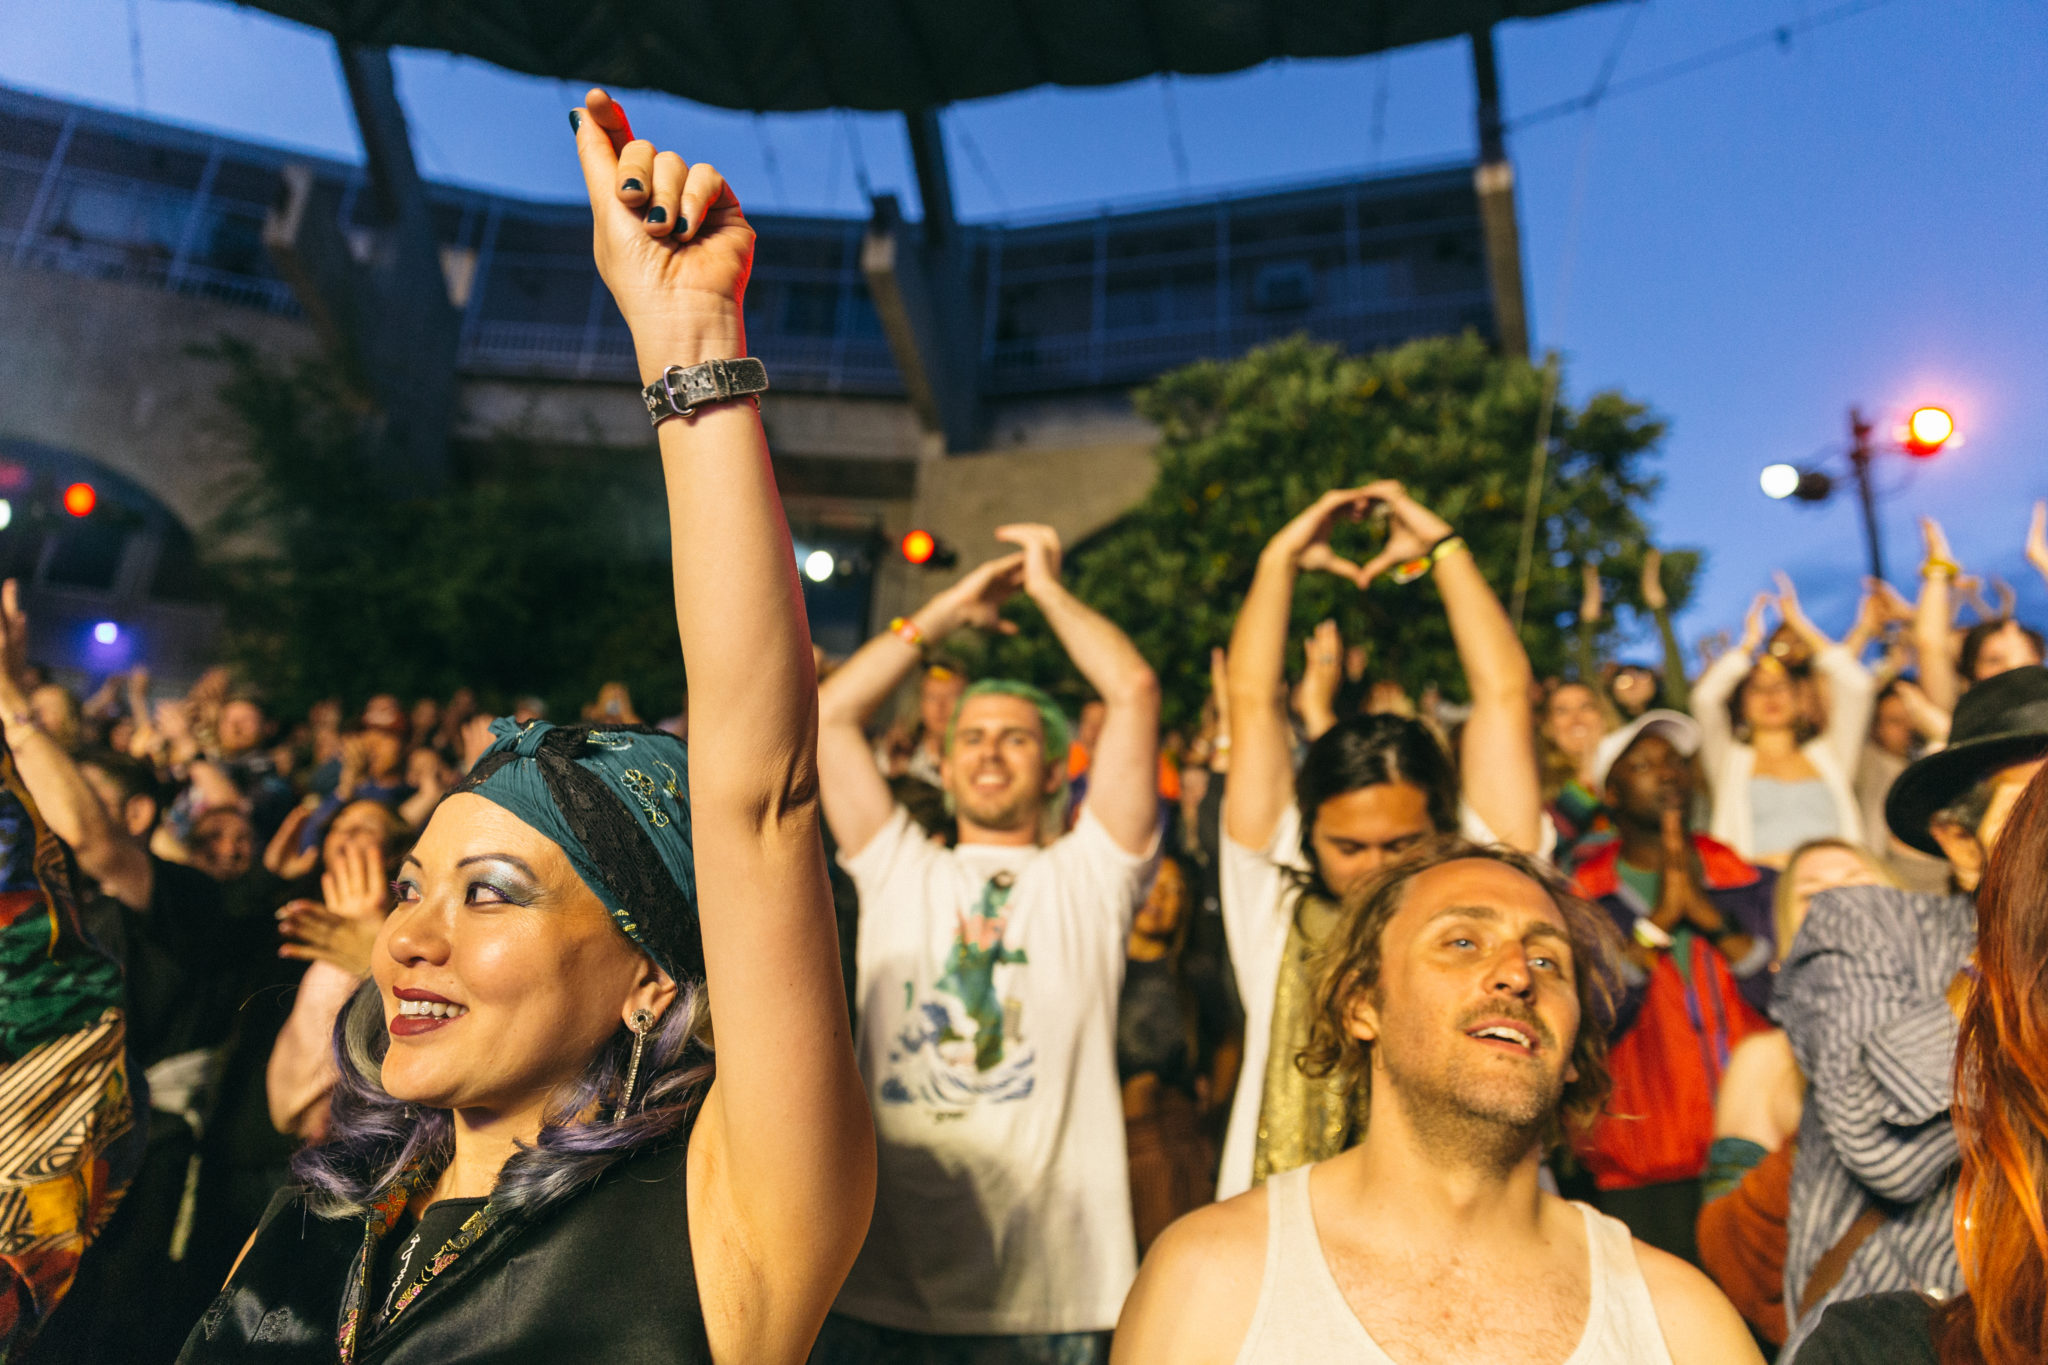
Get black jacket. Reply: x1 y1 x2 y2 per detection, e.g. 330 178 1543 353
177 1138 709 1364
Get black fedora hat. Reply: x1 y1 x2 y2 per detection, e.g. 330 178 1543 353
1887 665 2048 855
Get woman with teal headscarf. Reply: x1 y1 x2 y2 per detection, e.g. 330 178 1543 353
181 90 875 1364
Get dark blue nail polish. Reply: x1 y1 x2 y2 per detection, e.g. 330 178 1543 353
622 178 643 192
569 110 583 132
645 206 668 224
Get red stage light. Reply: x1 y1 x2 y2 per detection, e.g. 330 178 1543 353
62 483 97 517
1903 407 1954 456
901 529 937 565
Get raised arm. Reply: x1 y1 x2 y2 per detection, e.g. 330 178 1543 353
1913 518 1962 712
1775 573 1875 772
1694 593 1771 777
1294 619 1345 742
0 581 152 909
998 523 1159 855
1641 548 1693 713
1224 488 1375 851
574 90 871 1361
1577 560 1604 688
1357 481 1541 853
815 552 1023 855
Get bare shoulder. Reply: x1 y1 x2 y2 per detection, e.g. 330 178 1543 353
1112 1186 1269 1365
1631 1238 1767 1365
1725 1027 1792 1077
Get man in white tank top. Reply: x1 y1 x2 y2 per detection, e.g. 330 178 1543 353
1112 842 1762 1365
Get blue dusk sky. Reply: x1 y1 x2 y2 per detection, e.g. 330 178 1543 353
3 0 2044 653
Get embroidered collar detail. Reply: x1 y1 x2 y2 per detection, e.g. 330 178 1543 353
337 1161 499 1363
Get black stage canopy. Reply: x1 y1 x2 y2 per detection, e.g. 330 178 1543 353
224 0 1609 111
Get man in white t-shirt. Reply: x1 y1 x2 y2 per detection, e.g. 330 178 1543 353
1216 481 1552 1199
814 523 1160 1365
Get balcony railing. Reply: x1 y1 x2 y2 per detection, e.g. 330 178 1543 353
2 87 1492 404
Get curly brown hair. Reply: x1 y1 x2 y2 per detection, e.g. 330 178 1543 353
1300 836 1625 1148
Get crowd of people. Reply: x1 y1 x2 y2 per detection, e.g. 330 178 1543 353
2 92 2046 1365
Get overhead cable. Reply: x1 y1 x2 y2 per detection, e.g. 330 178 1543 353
953 118 1011 215
1160 76 1192 189
1508 0 1904 130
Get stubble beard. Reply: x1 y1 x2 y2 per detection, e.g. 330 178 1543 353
1377 1033 1565 1177
955 779 1040 834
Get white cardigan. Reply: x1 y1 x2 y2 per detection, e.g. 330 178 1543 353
1691 643 1875 862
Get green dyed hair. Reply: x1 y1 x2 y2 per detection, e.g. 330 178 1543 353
944 679 1073 770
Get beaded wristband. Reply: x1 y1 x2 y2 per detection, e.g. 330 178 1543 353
889 616 926 649
1388 533 1468 586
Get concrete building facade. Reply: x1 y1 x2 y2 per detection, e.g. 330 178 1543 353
0 84 1502 673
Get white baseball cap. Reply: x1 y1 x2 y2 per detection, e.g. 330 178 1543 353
1588 708 1703 795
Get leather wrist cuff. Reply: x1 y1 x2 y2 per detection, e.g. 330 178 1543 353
641 357 770 426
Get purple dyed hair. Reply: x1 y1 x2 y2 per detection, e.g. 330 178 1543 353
292 977 712 1220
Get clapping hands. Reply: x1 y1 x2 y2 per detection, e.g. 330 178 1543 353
277 836 391 979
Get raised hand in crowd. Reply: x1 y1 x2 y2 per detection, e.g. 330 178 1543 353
577 87 875 1360
153 695 200 769
1737 591 1775 655
934 550 1028 634
1914 515 1963 710
1955 574 1996 624
815 547 1026 852
81 672 124 721
1772 571 1834 652
1842 576 1903 660
275 835 390 977
1353 479 1454 587
1638 545 1697 711
995 521 1160 854
1641 547 1668 612
263 797 322 881
1223 486 1376 852
1365 480 1541 847
1581 558 1604 623
1293 619 1343 741
0 580 154 908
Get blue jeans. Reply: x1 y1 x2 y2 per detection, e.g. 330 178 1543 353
810 1313 1113 1365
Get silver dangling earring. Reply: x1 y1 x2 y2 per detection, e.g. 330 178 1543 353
616 1008 655 1124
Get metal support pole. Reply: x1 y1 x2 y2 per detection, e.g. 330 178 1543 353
902 108 956 252
1468 27 1530 358
12 112 78 267
1848 407 1884 582
166 142 222 292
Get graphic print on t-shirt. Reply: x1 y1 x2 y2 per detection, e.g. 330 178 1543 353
879 871 1035 1109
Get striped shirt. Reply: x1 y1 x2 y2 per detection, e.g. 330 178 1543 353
1774 885 1973 1360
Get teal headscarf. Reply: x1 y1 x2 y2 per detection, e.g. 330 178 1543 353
451 719 699 981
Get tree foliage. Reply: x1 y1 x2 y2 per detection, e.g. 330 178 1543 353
965 332 1696 729
200 338 686 719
